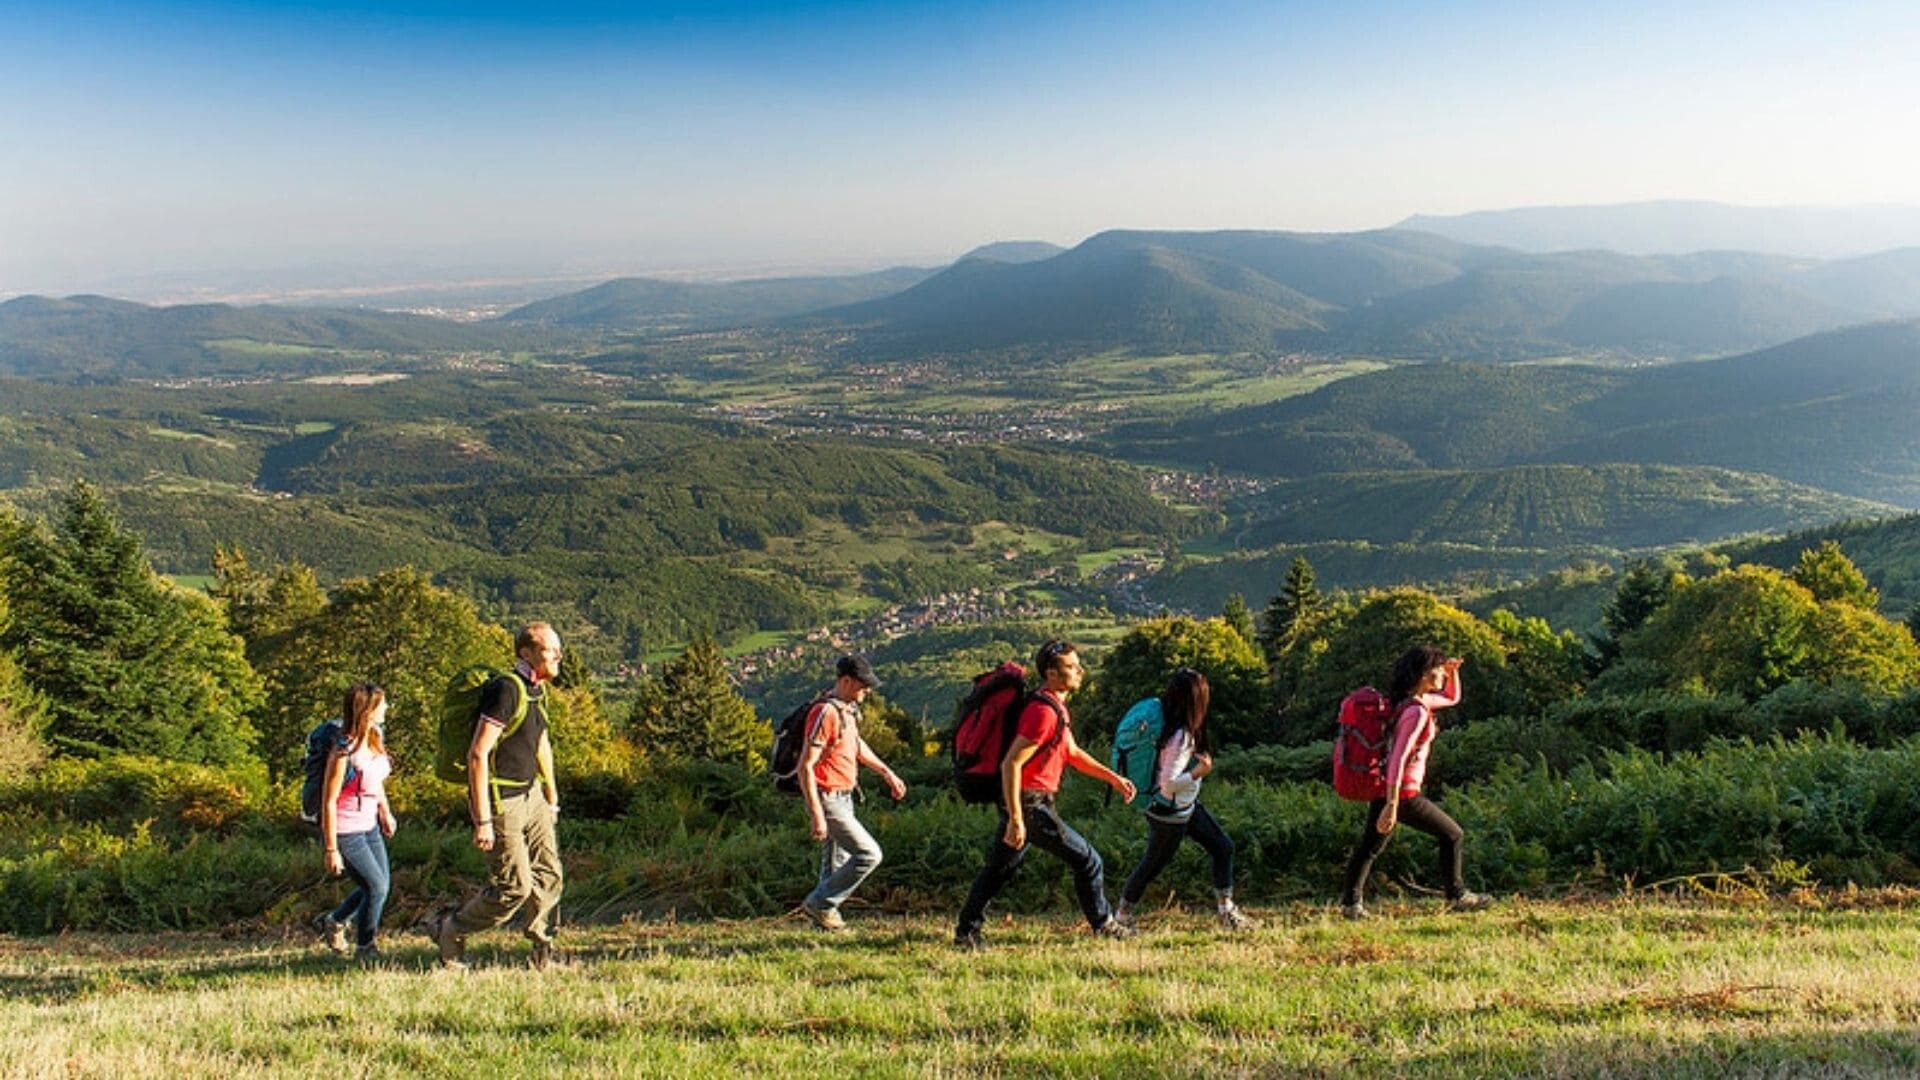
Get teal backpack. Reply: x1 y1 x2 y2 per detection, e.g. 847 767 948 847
1109 697 1166 810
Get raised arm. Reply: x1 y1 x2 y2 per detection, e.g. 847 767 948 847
1417 665 1463 711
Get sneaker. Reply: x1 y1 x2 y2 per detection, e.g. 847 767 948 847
1448 891 1492 912
1340 901 1368 921
1112 906 1136 928
1094 917 1136 940
953 930 986 952
314 913 350 957
426 910 467 970
1216 905 1257 932
801 901 847 932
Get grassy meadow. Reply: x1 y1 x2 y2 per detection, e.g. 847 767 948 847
5 894 1918 1078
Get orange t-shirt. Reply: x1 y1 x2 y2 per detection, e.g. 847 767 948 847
807 699 861 793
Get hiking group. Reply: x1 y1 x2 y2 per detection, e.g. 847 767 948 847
308 623 1489 966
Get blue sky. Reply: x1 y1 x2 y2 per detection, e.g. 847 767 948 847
2 1 1917 295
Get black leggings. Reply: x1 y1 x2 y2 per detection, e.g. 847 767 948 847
1341 795 1465 905
1121 803 1235 904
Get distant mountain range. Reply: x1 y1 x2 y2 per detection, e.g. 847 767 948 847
14 221 1920 379
803 230 1920 361
0 294 522 379
1398 201 1920 259
1107 319 1920 506
498 265 935 330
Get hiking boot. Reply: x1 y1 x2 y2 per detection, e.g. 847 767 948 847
529 937 565 971
1111 906 1136 928
1448 891 1492 912
1339 901 1369 921
1094 917 1136 940
1216 905 1257 932
354 945 388 967
953 930 986 952
314 913 350 957
802 901 847 932
426 910 467 970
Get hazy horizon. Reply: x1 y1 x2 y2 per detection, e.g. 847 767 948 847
5 0 1919 299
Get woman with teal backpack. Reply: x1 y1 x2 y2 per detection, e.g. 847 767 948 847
1113 669 1254 931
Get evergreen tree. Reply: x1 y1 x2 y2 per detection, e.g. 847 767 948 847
1791 541 1879 609
1594 555 1687 666
0 482 261 765
628 631 765 769
0 592 48 766
1258 556 1321 664
1221 592 1257 647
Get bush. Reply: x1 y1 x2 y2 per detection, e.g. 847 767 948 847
11 730 1920 933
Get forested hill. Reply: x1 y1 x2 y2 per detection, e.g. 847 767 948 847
497 266 934 330
1219 465 1892 551
0 294 532 379
804 229 1920 361
1107 320 1920 506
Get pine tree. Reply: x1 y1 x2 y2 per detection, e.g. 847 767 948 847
1258 556 1321 664
628 631 765 769
0 482 261 765
1221 593 1257 647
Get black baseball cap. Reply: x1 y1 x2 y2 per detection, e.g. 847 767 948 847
837 654 881 688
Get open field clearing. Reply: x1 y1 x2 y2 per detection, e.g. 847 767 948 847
4 896 1918 1078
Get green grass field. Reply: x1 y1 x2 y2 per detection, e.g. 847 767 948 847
7 895 1915 1077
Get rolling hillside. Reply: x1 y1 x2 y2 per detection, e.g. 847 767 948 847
1109 320 1920 506
805 228 1907 361
498 266 933 329
0 294 523 379
1220 465 1893 550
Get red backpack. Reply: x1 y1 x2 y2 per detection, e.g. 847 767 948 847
1331 687 1398 802
950 662 1031 805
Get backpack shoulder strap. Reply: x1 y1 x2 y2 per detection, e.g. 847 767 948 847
1030 691 1068 751
497 672 532 739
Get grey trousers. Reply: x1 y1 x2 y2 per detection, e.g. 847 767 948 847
451 786 564 944
805 790 883 913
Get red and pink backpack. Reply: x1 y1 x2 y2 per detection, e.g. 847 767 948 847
1331 687 1398 802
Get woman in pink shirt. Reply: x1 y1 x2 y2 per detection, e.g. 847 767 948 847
316 682 397 961
1339 646 1490 919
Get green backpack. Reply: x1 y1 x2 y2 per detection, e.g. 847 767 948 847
1109 697 1166 810
435 666 531 788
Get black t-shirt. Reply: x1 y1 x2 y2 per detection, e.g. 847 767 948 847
478 674 549 786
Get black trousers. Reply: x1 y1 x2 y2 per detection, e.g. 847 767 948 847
956 795 1112 937
1341 795 1465 905
1120 803 1235 904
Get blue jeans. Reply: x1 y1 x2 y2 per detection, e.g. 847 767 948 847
806 790 883 914
956 794 1112 937
330 828 390 950
1121 803 1236 904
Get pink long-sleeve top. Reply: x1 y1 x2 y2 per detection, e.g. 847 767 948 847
1383 671 1461 799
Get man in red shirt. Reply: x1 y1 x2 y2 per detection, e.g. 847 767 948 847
797 654 907 931
954 639 1137 949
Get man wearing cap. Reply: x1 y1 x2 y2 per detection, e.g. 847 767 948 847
797 654 907 930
